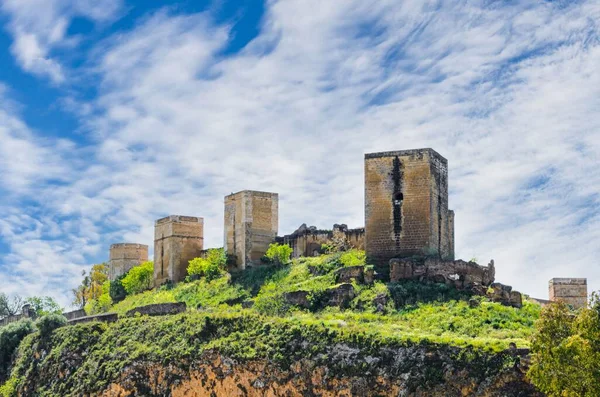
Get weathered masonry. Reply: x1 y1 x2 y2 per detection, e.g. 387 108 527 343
549 278 588 309
224 191 278 270
109 243 148 281
280 223 365 258
365 149 454 265
154 215 204 286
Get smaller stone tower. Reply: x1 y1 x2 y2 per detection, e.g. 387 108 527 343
549 278 588 309
109 243 149 281
224 190 279 270
154 215 204 286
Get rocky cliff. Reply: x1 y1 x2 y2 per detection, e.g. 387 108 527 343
4 312 541 397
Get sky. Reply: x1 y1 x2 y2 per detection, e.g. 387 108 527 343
0 0 598 308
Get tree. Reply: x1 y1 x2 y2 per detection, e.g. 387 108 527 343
528 294 600 396
72 264 109 309
0 293 23 318
25 296 62 317
265 243 293 265
187 248 227 280
121 261 154 295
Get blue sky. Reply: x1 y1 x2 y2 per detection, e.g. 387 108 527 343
0 0 599 307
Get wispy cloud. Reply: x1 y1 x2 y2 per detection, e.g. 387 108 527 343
0 0 598 306
0 0 122 82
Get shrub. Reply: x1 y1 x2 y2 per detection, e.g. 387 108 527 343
187 248 227 281
109 274 127 303
121 261 154 295
35 314 67 338
85 281 113 315
528 294 600 396
0 320 34 383
339 249 366 267
265 243 293 265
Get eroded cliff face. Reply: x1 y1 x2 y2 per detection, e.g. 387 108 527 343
99 350 539 397
7 314 541 397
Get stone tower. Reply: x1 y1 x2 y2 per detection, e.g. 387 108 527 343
224 190 279 270
109 243 149 281
549 278 588 309
154 215 204 286
364 148 454 266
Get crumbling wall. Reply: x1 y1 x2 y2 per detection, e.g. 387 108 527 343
364 149 454 266
154 215 204 286
224 191 278 269
281 224 365 258
109 243 148 281
549 278 588 309
0 304 36 328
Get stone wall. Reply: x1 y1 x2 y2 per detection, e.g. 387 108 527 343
0 304 36 328
364 149 454 266
549 278 588 309
63 309 87 321
154 215 204 286
224 191 278 269
280 223 365 258
109 243 149 281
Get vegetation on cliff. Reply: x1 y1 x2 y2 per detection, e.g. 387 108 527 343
0 247 569 396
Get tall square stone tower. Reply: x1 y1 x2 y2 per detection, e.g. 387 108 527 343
109 243 149 281
549 278 588 309
365 148 454 266
224 190 279 270
154 215 204 286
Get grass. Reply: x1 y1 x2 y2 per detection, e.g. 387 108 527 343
106 250 540 350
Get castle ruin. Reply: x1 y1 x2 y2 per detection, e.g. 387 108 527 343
153 215 204 285
109 243 148 281
365 149 454 265
224 190 279 269
97 148 584 307
549 278 588 309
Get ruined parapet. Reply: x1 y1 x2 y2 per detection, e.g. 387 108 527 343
154 215 204 286
224 191 278 270
281 223 365 258
549 278 588 309
0 304 37 328
389 257 495 288
109 243 149 281
365 149 454 266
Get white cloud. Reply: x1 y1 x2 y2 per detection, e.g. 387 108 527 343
0 0 122 82
0 0 599 305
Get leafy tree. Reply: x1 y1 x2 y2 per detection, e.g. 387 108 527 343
121 261 154 295
24 296 62 317
0 294 23 318
35 314 67 338
528 294 600 396
265 243 293 265
0 319 34 382
109 274 128 303
187 248 227 281
72 264 109 309
84 281 113 315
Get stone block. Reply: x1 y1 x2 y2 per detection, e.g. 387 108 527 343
284 290 311 309
326 284 355 308
335 266 364 283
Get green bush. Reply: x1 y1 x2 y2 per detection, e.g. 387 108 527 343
121 261 154 295
528 295 600 396
339 249 366 267
109 274 127 303
187 248 227 281
0 320 34 383
85 281 113 315
265 243 293 265
35 314 67 338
